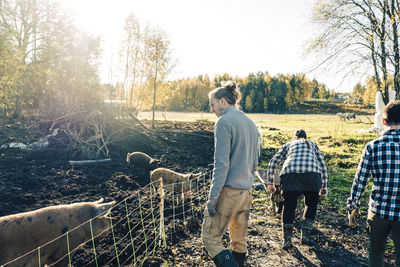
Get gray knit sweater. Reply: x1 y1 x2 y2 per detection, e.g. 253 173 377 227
209 106 260 199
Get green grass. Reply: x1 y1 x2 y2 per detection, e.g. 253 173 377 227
254 114 379 214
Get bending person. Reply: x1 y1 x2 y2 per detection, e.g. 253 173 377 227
265 129 328 249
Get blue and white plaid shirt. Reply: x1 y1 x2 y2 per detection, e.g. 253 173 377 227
266 139 328 190
347 129 400 221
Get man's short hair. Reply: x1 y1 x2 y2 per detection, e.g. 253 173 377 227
384 100 400 125
294 129 307 139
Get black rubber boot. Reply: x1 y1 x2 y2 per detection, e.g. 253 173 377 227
282 224 294 249
301 219 314 245
232 251 246 267
212 249 239 267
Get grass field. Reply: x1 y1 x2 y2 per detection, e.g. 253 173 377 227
139 111 375 134
141 111 381 217
139 111 377 144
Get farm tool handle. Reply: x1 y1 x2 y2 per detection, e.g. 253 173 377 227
255 170 267 191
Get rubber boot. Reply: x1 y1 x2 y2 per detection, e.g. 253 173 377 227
282 224 294 249
301 219 314 245
232 251 246 267
212 249 239 267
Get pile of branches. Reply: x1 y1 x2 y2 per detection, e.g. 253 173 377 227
0 105 159 160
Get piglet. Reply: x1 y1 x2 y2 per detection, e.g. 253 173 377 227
150 168 201 200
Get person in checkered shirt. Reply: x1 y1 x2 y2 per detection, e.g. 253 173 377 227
347 100 400 267
264 129 328 249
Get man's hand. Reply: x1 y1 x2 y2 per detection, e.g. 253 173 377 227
348 208 358 227
261 183 268 191
319 188 328 197
266 184 276 194
206 197 218 217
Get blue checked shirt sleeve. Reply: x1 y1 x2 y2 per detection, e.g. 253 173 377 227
267 143 289 185
313 143 328 190
347 143 373 210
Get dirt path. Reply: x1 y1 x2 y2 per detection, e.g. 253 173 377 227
154 188 376 267
246 198 369 267
167 198 372 267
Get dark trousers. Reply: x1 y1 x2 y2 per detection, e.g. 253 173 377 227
282 191 319 224
368 211 400 267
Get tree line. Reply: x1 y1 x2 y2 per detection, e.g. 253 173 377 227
110 71 333 113
3 0 400 121
114 13 332 115
0 1 333 121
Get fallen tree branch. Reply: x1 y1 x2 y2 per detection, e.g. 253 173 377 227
69 158 112 167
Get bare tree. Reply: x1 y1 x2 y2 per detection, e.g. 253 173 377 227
307 0 400 103
121 13 141 107
144 28 175 128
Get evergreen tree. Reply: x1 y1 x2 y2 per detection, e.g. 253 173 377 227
318 83 329 100
245 93 253 111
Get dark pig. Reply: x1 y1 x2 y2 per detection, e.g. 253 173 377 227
126 151 160 170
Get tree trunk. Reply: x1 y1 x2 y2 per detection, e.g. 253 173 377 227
152 69 157 129
123 37 130 106
379 0 389 104
151 43 159 129
371 37 382 98
391 0 400 98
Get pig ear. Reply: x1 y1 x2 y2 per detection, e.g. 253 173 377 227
96 201 116 216
190 173 202 180
95 198 104 204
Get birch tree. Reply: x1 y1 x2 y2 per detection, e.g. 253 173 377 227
120 13 143 110
144 28 175 128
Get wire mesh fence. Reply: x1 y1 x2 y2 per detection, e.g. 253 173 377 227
1 170 212 267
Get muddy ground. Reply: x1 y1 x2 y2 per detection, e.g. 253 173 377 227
0 118 395 266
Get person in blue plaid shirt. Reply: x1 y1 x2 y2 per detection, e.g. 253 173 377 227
264 129 328 249
347 100 400 267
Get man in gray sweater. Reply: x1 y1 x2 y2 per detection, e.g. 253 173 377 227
201 81 260 267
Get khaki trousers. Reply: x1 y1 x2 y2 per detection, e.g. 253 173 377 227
201 187 252 258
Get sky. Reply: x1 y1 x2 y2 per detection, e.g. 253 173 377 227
61 0 359 92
